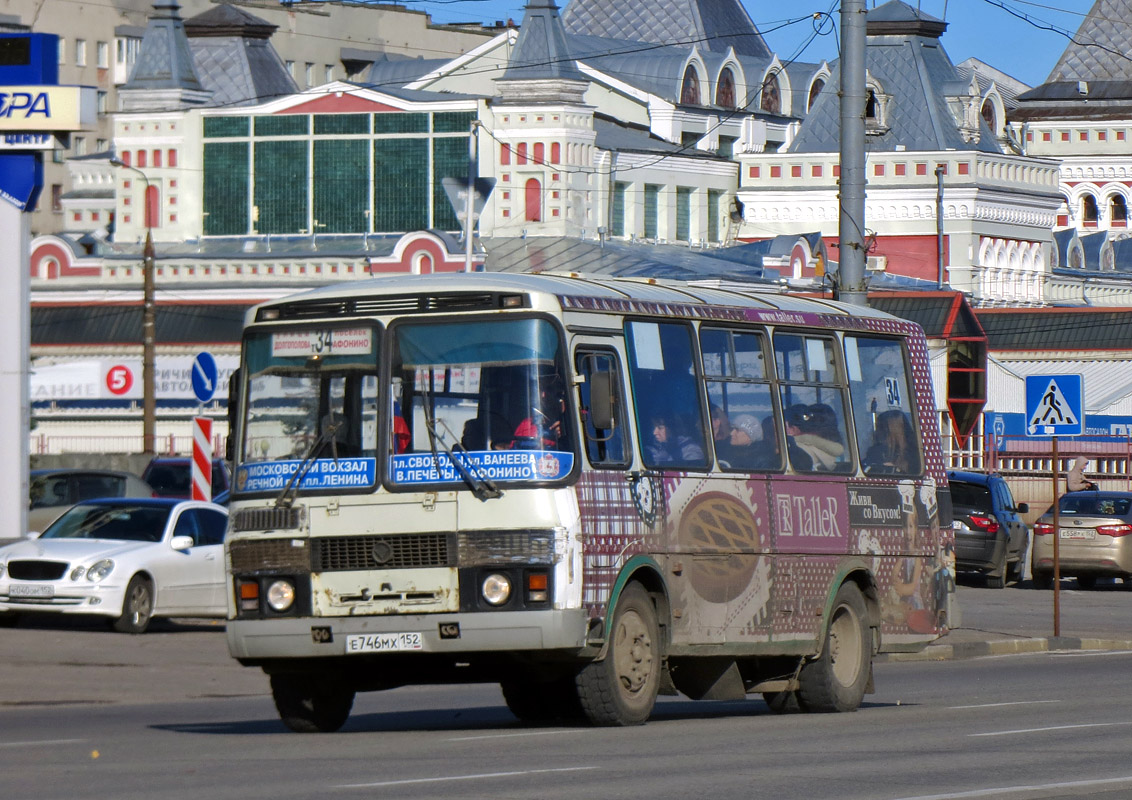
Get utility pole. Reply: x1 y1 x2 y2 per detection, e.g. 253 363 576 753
111 158 157 454
838 0 868 306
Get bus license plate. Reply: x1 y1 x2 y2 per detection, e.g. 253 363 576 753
345 632 423 653
9 584 53 599
1060 529 1096 540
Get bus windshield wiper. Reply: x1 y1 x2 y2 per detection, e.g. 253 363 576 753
419 387 501 501
273 418 344 508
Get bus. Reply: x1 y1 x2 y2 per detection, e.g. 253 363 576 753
224 272 954 731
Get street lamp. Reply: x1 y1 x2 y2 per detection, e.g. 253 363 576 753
110 157 156 455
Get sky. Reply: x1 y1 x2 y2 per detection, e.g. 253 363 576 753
404 0 1100 88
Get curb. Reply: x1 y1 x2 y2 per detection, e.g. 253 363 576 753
879 636 1132 663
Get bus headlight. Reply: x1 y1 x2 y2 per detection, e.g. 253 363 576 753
481 573 512 606
266 579 295 612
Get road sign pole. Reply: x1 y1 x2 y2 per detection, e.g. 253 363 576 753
192 416 213 502
1052 435 1060 638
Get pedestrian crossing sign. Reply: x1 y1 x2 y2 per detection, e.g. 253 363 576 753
1025 374 1084 437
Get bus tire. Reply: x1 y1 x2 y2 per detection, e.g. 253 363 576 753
797 582 871 713
271 674 354 733
576 583 660 726
501 674 583 723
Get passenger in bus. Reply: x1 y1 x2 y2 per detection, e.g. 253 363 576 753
647 414 704 464
785 403 843 471
710 405 736 464
721 414 779 470
864 409 915 473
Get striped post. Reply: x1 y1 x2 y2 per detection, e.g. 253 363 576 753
192 416 213 502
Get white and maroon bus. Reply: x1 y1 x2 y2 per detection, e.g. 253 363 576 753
224 272 954 730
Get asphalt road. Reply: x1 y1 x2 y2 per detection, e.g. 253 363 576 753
3 650 1132 800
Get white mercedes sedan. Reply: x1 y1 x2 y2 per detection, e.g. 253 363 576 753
0 498 229 633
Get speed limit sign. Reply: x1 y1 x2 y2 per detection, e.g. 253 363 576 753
105 364 134 396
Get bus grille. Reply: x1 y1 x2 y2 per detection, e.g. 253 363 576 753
313 534 454 571
228 538 311 571
257 292 524 321
231 506 303 532
8 560 68 580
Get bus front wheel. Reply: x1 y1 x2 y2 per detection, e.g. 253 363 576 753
271 674 355 733
577 583 661 726
797 582 871 713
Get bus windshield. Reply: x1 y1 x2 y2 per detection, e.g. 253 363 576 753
388 317 575 488
236 326 380 495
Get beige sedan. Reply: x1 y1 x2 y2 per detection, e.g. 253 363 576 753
1032 491 1132 589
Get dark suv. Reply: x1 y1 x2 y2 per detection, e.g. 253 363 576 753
142 457 231 504
947 470 1030 588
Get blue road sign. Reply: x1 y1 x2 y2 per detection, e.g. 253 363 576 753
1025 374 1084 437
191 351 218 403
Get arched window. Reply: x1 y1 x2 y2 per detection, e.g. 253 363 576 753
681 65 700 105
500 143 511 165
137 149 147 168
551 142 561 163
760 72 781 114
1111 195 1128 227
980 100 996 133
144 183 159 229
808 78 825 111
1082 194 1099 226
533 142 545 164
716 67 736 109
517 142 528 165
524 178 541 222
865 90 878 119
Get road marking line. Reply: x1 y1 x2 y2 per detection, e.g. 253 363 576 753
0 738 86 748
886 774 1132 799
971 721 1132 737
949 700 1061 710
335 766 596 789
447 729 582 742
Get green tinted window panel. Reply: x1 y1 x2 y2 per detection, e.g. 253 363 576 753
373 113 427 134
314 139 369 233
611 182 627 237
707 189 722 243
433 137 471 231
644 184 660 239
203 116 249 138
433 112 475 133
373 138 428 232
202 142 249 235
676 186 692 241
254 140 309 233
314 114 369 135
255 115 309 137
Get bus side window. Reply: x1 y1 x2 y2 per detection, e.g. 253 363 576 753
575 350 629 467
626 320 709 470
844 335 922 476
775 332 854 474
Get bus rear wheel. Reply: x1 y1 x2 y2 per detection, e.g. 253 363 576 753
576 583 661 726
271 674 355 733
797 582 871 713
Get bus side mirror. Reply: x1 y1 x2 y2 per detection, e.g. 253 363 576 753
226 368 241 462
589 370 615 430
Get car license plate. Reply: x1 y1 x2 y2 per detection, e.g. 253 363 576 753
345 632 423 654
9 583 53 599
1060 528 1096 540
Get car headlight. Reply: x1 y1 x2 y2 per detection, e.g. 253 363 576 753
266 579 295 612
481 573 512 606
0 562 5 579
85 560 115 582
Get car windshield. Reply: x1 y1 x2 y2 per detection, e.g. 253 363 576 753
949 481 991 510
1059 496 1132 517
41 504 170 542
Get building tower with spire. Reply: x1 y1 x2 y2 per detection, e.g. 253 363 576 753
491 0 598 237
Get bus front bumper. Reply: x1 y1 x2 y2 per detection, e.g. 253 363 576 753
226 608 591 661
